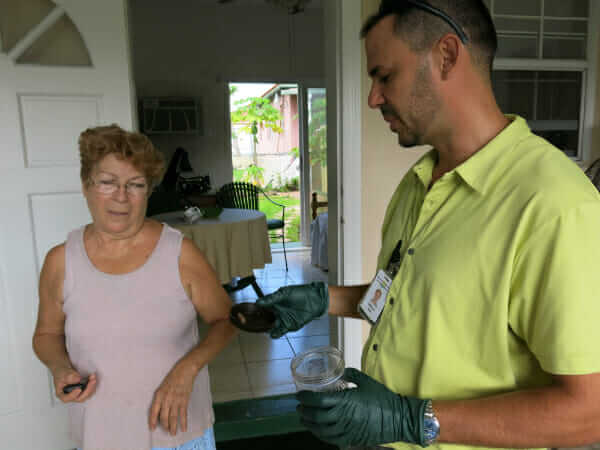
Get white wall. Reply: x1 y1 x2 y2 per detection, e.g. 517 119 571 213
129 0 324 189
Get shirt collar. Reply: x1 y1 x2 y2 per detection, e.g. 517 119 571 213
454 115 530 194
411 115 531 194
412 150 437 188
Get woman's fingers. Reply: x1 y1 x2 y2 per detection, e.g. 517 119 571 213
149 391 190 436
169 407 179 435
179 402 188 433
159 400 171 432
149 392 163 430
74 374 97 403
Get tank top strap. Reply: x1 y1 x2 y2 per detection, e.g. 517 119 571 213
150 224 184 268
143 224 188 299
63 226 85 302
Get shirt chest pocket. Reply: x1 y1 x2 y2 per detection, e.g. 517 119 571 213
394 232 511 321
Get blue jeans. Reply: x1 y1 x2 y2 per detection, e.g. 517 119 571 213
77 426 216 450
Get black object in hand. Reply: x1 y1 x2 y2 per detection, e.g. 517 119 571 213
230 302 276 333
63 379 88 394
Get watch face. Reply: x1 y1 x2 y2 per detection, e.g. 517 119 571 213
423 416 440 445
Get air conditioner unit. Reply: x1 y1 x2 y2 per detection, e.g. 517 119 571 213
139 97 202 135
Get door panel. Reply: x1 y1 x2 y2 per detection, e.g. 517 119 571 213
0 1 134 448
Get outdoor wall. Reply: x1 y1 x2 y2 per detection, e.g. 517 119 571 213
129 0 324 191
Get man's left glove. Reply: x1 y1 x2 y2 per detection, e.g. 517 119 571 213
256 282 328 338
297 368 429 448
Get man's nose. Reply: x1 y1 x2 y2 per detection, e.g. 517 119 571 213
368 82 384 109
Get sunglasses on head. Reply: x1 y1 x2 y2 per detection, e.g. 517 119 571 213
379 0 469 44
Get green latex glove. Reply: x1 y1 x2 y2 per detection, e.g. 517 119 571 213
297 368 429 448
256 282 329 338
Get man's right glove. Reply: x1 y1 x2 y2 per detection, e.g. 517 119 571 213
256 282 329 338
297 368 429 448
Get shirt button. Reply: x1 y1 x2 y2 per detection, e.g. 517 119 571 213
389 298 395 305
407 248 415 255
373 344 378 351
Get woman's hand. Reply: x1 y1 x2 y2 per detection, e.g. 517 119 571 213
149 361 197 436
53 367 97 403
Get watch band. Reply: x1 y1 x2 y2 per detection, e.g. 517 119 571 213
423 399 441 446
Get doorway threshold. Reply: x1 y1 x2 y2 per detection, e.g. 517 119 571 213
214 393 304 442
271 242 310 253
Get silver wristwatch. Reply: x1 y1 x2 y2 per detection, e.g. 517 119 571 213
423 400 441 446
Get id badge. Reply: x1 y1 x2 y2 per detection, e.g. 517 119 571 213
358 269 393 324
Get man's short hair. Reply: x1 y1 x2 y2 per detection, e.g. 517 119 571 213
361 0 498 77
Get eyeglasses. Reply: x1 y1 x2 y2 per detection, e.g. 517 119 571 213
90 177 149 196
379 0 469 44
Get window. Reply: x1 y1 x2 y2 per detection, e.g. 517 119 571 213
483 0 598 160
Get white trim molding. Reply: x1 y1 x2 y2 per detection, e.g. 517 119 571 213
338 0 364 371
8 6 66 62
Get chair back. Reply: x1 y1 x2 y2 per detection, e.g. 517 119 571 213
585 158 600 192
217 182 259 210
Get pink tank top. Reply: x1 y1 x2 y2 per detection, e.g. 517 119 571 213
63 224 214 450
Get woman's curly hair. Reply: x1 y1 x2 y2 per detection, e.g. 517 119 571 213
79 124 165 190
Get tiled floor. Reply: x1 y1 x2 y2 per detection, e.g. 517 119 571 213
203 250 330 402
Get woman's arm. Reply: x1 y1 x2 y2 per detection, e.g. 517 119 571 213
177 238 238 373
149 237 237 436
32 244 97 401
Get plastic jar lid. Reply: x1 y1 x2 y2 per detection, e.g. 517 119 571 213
291 346 345 389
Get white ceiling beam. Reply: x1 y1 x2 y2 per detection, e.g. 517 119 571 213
8 5 65 62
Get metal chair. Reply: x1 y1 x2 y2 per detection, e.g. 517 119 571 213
217 182 288 271
585 158 600 191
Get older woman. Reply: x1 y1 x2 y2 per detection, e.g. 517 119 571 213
32 124 237 450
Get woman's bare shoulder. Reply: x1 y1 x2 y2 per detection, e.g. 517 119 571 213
44 243 66 272
39 243 66 299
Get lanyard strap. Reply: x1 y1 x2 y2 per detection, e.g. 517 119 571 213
386 239 403 277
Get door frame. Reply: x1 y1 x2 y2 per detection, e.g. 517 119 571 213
324 0 363 370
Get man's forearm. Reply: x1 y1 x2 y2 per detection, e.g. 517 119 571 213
328 284 369 319
436 378 600 448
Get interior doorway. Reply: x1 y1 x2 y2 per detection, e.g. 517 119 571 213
229 82 303 248
228 82 328 251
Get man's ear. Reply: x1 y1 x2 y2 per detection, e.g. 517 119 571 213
435 33 461 80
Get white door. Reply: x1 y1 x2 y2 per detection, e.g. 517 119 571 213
0 1 135 448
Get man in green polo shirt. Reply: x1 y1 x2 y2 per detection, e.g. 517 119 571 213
257 1 600 449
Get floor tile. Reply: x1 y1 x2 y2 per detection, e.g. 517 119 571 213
246 359 295 389
208 363 250 392
288 335 332 355
252 383 297 398
225 249 332 396
240 333 295 362
286 316 330 337
210 336 244 366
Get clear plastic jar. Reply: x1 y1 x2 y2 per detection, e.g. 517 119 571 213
291 346 349 392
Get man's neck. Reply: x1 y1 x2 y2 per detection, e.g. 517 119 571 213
428 106 509 187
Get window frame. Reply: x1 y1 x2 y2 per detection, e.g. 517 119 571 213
488 0 600 162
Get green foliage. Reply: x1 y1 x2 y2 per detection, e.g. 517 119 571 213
239 164 265 187
286 215 301 243
233 168 245 182
309 95 327 168
231 96 283 143
286 176 299 191
259 193 301 243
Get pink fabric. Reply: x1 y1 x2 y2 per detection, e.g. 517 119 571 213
63 224 214 450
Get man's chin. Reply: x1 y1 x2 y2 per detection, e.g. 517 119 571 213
396 135 419 148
